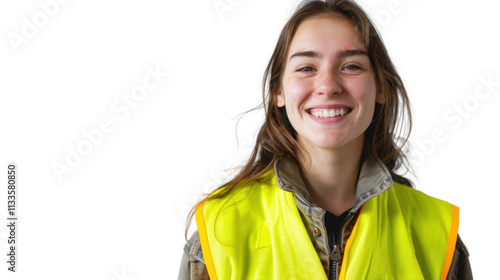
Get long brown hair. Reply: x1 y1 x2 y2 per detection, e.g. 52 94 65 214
187 0 412 237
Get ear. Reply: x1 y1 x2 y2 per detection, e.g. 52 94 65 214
375 90 386 104
277 90 286 107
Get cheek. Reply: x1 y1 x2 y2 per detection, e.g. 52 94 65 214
282 78 311 107
346 77 377 103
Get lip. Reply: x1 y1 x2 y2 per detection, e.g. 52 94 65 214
305 104 352 111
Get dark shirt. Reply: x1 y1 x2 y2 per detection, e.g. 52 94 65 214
325 209 350 247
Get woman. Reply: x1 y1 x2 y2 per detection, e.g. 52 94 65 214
179 0 472 279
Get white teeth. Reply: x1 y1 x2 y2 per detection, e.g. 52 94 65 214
310 108 349 118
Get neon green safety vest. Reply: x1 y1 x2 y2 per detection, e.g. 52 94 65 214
196 173 459 280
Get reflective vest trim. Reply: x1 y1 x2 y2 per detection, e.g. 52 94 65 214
441 205 459 280
196 201 219 280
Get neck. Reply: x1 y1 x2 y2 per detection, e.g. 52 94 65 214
298 136 364 216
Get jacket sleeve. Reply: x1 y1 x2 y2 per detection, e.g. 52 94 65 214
178 231 209 280
446 234 473 280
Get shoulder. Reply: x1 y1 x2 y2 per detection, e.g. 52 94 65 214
203 174 279 211
390 182 456 207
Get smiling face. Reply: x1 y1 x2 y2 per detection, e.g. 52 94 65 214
277 15 383 155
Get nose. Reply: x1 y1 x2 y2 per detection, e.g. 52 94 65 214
316 70 343 96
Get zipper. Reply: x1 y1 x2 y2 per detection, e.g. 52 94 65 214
328 212 354 280
329 241 340 280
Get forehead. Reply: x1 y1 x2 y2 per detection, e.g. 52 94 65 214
289 16 365 54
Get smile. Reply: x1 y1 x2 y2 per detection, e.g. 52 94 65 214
308 108 351 118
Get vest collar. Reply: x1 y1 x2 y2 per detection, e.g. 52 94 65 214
273 157 394 213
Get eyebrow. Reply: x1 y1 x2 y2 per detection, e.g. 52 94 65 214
289 49 369 61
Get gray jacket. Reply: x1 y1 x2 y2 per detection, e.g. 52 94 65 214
178 158 473 280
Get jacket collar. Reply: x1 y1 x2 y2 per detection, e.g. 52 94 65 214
273 157 394 213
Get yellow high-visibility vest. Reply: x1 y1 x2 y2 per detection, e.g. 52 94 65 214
196 174 459 280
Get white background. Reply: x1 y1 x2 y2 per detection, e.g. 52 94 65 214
0 0 498 279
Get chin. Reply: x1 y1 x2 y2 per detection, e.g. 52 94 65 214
300 135 348 150
299 131 365 152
